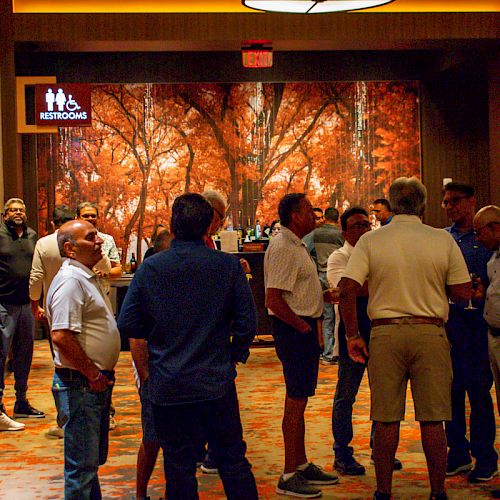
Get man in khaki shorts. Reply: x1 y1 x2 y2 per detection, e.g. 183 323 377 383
339 177 471 500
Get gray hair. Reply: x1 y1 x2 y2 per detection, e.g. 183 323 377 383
202 190 226 214
389 177 427 216
57 230 77 257
4 198 26 213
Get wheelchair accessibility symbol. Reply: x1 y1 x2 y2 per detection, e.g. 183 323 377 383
66 95 81 111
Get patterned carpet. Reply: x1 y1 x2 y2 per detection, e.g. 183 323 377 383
0 339 499 499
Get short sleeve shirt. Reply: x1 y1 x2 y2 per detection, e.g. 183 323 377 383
264 226 323 318
47 258 121 370
343 215 470 321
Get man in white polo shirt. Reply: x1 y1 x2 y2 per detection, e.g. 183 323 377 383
339 177 471 500
265 193 338 498
46 220 121 499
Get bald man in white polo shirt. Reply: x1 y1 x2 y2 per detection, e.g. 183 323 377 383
339 177 471 500
47 220 120 499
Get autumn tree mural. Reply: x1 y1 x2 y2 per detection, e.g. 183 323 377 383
37 81 420 262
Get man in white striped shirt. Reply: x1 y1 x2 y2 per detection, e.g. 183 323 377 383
265 193 338 498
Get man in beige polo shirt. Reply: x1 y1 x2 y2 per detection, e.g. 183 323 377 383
265 193 338 498
339 177 471 500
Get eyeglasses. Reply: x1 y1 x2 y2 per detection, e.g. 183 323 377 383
474 221 499 236
348 221 371 230
6 207 25 213
441 196 470 208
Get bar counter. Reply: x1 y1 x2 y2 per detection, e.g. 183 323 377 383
110 250 272 350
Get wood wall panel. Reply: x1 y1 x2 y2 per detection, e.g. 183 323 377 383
13 13 500 50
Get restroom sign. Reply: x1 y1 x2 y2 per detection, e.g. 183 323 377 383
35 84 92 127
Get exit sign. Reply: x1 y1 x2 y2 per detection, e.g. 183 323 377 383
242 40 273 68
242 50 273 68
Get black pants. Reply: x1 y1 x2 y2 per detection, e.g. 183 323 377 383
153 382 258 500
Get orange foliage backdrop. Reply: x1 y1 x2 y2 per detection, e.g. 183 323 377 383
36 81 421 261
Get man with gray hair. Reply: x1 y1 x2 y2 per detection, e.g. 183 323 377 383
0 198 44 431
339 177 471 500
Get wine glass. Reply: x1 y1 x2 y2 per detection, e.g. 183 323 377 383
465 273 477 310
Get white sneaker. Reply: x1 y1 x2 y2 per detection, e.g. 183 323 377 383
0 411 25 431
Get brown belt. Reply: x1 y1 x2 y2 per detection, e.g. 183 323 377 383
371 316 444 328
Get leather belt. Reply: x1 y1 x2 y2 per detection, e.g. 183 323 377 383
55 367 115 381
371 316 444 328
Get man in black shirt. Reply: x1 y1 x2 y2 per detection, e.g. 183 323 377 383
0 198 44 431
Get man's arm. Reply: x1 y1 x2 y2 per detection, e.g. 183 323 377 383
129 338 149 385
339 277 368 364
230 263 257 363
107 237 123 278
29 243 45 319
266 288 312 334
449 282 472 303
52 328 111 392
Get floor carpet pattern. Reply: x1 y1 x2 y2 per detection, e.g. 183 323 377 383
0 340 499 499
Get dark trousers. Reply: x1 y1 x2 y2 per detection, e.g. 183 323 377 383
445 312 498 469
153 382 258 500
333 318 374 457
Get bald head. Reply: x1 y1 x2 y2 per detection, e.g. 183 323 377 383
202 190 226 236
473 205 500 251
58 220 104 269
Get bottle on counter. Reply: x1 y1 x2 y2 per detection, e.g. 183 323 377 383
254 219 262 239
130 253 137 273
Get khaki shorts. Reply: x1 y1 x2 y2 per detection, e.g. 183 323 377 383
368 323 452 422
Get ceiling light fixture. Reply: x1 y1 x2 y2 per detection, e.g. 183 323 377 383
242 0 394 14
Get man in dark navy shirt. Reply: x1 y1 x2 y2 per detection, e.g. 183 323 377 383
442 182 497 483
118 193 258 500
0 198 45 431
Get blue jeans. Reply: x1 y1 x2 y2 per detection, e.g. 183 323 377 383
319 271 335 359
333 349 375 457
52 372 113 499
333 312 374 458
445 310 498 469
153 382 257 500
0 302 34 402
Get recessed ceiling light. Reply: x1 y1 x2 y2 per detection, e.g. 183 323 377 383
242 0 394 14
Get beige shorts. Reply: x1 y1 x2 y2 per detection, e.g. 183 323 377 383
368 323 452 422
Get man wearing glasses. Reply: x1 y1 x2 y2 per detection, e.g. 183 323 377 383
0 198 45 432
442 182 498 483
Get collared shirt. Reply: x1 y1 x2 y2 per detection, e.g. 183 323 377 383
484 250 500 328
344 215 470 321
264 226 323 318
46 258 121 371
445 223 492 312
98 231 120 263
381 215 393 226
327 240 354 288
313 224 344 272
327 240 371 347
117 239 257 405
95 231 120 294
0 223 37 305
29 231 61 308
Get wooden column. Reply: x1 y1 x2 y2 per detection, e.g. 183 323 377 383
488 55 500 206
0 0 22 204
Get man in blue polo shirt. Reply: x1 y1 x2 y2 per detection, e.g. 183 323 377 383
118 193 258 500
442 182 497 483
